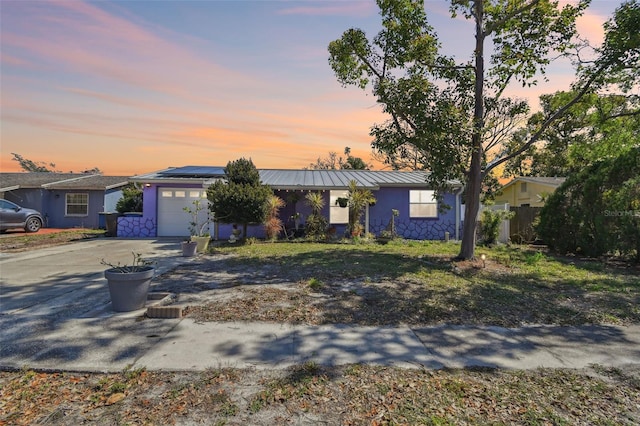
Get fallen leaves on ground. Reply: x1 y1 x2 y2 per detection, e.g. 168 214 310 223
1 365 638 425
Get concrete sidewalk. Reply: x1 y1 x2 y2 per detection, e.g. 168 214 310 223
2 313 639 372
1 238 639 373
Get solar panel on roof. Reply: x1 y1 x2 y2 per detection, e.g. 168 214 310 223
160 166 226 177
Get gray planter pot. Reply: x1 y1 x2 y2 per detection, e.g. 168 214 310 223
181 241 198 257
105 266 154 312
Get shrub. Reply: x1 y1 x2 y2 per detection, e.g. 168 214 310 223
537 147 640 262
207 158 272 240
479 208 514 246
115 184 143 213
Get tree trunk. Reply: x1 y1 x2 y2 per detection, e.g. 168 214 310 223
459 151 482 259
458 0 485 260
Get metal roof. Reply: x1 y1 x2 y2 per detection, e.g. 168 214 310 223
259 169 448 190
0 173 129 192
130 166 462 190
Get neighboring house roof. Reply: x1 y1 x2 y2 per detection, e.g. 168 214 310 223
0 173 130 192
130 166 463 190
499 176 566 191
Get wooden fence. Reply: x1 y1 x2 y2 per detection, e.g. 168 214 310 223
509 206 542 243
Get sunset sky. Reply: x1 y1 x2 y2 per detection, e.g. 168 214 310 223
1 0 620 176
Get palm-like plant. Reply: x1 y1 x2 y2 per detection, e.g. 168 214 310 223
264 195 285 240
347 180 376 237
305 191 325 215
304 192 328 239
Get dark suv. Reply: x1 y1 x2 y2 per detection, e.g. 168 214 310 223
0 199 43 233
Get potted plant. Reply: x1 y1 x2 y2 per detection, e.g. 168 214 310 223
183 199 211 253
102 252 155 312
181 239 198 257
335 197 349 208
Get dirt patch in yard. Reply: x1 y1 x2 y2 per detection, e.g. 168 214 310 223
0 229 103 252
2 364 638 425
155 251 640 328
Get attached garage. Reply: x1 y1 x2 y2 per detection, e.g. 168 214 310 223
157 188 211 237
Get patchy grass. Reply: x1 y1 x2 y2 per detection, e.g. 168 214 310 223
2 365 638 425
172 240 640 327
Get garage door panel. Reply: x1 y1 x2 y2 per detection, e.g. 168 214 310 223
157 188 210 237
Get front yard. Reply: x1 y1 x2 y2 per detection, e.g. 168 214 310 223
1 238 639 425
165 240 640 327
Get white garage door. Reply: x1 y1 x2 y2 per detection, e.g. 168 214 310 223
157 188 211 237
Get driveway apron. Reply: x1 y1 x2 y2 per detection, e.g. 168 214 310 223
0 238 186 371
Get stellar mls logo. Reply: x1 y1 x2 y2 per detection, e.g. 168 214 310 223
603 210 640 218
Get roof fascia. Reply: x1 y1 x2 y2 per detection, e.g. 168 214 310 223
41 174 99 188
105 181 131 190
0 185 20 192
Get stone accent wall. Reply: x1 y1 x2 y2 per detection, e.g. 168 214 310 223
370 218 457 240
117 216 157 237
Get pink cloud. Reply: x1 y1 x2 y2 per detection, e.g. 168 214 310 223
3 1 257 107
277 2 376 17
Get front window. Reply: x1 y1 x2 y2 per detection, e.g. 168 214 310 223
409 190 437 218
329 190 348 224
66 193 88 216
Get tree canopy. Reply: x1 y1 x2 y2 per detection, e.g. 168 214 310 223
206 158 272 239
11 153 58 173
537 147 640 262
503 92 640 177
11 153 102 174
329 0 640 259
307 147 370 170
115 184 143 213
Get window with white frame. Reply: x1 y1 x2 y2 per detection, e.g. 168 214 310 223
409 190 437 218
329 190 349 224
66 193 89 216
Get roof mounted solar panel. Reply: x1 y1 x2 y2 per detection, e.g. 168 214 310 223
159 166 226 178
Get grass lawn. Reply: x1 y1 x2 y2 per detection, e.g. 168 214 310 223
2 239 639 424
181 239 640 327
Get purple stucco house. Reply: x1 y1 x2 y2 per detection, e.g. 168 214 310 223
120 166 463 241
0 172 129 229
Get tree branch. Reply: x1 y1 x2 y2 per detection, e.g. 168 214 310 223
484 61 611 176
604 109 640 120
483 0 542 37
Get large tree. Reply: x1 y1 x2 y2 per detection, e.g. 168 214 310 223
329 0 640 259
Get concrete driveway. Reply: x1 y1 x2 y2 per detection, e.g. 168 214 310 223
0 238 185 317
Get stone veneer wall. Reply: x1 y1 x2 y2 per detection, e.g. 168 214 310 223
370 218 457 240
117 216 157 237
